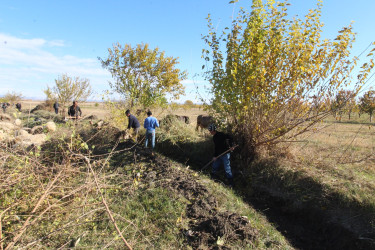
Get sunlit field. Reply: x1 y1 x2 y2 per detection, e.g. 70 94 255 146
282 114 375 207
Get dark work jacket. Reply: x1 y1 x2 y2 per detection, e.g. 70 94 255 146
68 105 82 117
128 114 140 129
213 131 233 157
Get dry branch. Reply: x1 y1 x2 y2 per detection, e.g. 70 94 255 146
79 153 133 250
201 145 238 172
5 171 62 249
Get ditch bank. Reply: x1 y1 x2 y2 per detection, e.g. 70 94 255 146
135 150 259 248
156 141 375 249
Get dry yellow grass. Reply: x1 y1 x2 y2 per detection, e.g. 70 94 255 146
18 100 209 132
282 116 375 205
21 100 374 204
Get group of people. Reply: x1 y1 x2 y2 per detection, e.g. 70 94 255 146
1 102 21 113
52 100 81 118
51 103 235 187
2 98 235 186
125 109 159 153
125 110 235 187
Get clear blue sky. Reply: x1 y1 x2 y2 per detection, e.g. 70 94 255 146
1 0 374 103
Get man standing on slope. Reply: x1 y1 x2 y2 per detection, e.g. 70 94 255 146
125 109 140 142
144 110 159 153
68 101 82 119
53 101 59 114
208 124 235 187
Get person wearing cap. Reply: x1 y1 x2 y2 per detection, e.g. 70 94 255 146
208 124 235 187
143 110 159 152
125 109 140 142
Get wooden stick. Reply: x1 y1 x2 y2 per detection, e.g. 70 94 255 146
200 145 238 172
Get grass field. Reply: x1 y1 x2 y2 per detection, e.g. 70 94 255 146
286 115 375 206
13 101 375 203
19 100 375 207
20 100 207 125
3 99 374 247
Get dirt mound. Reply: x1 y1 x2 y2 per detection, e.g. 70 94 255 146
83 115 98 120
0 113 12 121
30 103 48 113
79 125 132 154
188 211 256 248
144 156 258 248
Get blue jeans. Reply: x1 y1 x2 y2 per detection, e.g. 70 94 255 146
145 130 155 149
212 153 233 179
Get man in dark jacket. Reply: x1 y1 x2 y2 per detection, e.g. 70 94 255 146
15 103 22 112
208 124 235 187
1 103 7 113
68 101 82 118
53 101 59 114
125 109 140 142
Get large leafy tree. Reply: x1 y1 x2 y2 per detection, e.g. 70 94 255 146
202 0 375 155
44 73 93 114
359 90 375 122
99 43 187 108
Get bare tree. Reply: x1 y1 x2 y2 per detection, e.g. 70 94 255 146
44 74 93 115
2 91 23 104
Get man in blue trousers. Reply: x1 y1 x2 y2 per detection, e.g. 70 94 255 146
208 124 235 187
144 111 159 154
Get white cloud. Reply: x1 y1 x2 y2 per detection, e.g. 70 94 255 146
0 33 206 103
0 33 111 99
0 33 46 49
47 40 65 47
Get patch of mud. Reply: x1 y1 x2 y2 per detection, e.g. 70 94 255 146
187 209 257 248
142 156 258 248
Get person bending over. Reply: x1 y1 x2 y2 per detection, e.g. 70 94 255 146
208 124 235 187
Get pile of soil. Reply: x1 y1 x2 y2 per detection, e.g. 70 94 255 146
141 156 258 248
79 126 257 247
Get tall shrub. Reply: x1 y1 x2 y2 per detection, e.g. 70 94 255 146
202 0 375 156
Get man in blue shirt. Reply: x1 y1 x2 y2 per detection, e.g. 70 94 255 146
143 110 159 152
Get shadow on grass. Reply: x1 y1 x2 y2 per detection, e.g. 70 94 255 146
156 137 214 170
239 158 375 249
